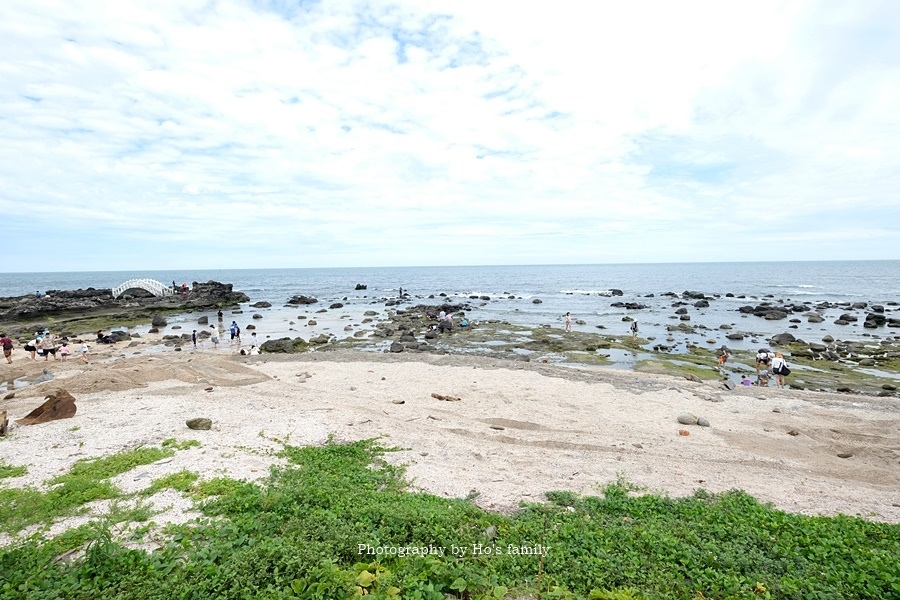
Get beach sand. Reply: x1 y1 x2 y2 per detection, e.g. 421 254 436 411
2 336 899 547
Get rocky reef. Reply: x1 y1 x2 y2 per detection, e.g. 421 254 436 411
0 281 249 337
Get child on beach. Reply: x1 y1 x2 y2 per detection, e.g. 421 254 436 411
59 343 69 360
1 333 13 364
80 342 89 363
741 375 752 386
192 330 198 350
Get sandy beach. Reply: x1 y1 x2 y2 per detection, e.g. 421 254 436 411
2 336 900 547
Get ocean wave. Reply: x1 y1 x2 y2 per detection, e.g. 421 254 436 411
561 289 614 296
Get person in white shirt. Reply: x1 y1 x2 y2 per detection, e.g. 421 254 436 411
771 352 788 389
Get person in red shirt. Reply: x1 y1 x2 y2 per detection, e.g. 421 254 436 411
1 334 13 364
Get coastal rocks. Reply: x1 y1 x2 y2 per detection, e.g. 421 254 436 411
186 418 212 430
771 333 796 345
287 295 318 305
197 316 208 324
259 337 309 353
151 315 168 327
252 314 263 319
389 342 405 353
611 302 650 310
329 303 344 309
610 289 624 296
764 311 788 320
532 299 542 304
726 333 745 340
693 300 710 308
355 283 367 290
251 301 272 308
0 281 249 328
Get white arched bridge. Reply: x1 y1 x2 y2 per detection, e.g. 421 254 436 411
112 278 176 299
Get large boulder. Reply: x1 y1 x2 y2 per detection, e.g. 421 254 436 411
287 295 318 305
771 333 796 345
260 337 309 353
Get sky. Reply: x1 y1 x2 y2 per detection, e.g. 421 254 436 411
1 0 899 272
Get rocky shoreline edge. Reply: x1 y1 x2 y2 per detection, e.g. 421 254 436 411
2 283 899 397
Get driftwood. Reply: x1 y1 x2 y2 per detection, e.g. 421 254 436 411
431 393 461 402
16 390 77 425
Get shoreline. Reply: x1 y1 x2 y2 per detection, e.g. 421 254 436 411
2 343 899 549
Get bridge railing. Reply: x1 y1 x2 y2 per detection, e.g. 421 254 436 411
112 278 176 299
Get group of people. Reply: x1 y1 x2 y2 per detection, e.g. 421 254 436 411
2 330 91 364
191 319 260 355
726 347 790 388
427 310 468 333
755 348 790 389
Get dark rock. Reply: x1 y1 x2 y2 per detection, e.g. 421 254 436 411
389 342 404 353
764 311 788 320
723 380 736 390
839 313 858 322
260 337 309 353
329 303 344 309
287 295 318 305
771 333 796 345
186 418 212 430
610 289 624 296
883 384 897 391
693 300 709 308
252 313 263 319
151 315 168 327
532 299 542 304
726 333 744 340
675 307 688 315
355 283 367 290
251 301 272 308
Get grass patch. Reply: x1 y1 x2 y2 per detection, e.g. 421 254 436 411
0 446 174 534
2 439 898 599
161 438 202 451
0 460 27 479
142 470 200 496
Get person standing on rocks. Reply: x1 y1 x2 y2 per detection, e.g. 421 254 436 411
771 352 789 389
756 348 774 375
23 335 38 361
565 312 572 332
1 333 13 364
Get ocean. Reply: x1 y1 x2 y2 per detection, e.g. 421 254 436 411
1 261 898 354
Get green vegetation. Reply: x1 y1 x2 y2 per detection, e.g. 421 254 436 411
141 470 200 496
2 439 898 599
0 460 27 479
161 438 202 451
0 446 173 534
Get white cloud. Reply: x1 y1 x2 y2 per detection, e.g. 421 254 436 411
0 0 898 271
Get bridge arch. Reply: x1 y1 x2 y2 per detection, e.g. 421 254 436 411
112 278 176 299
